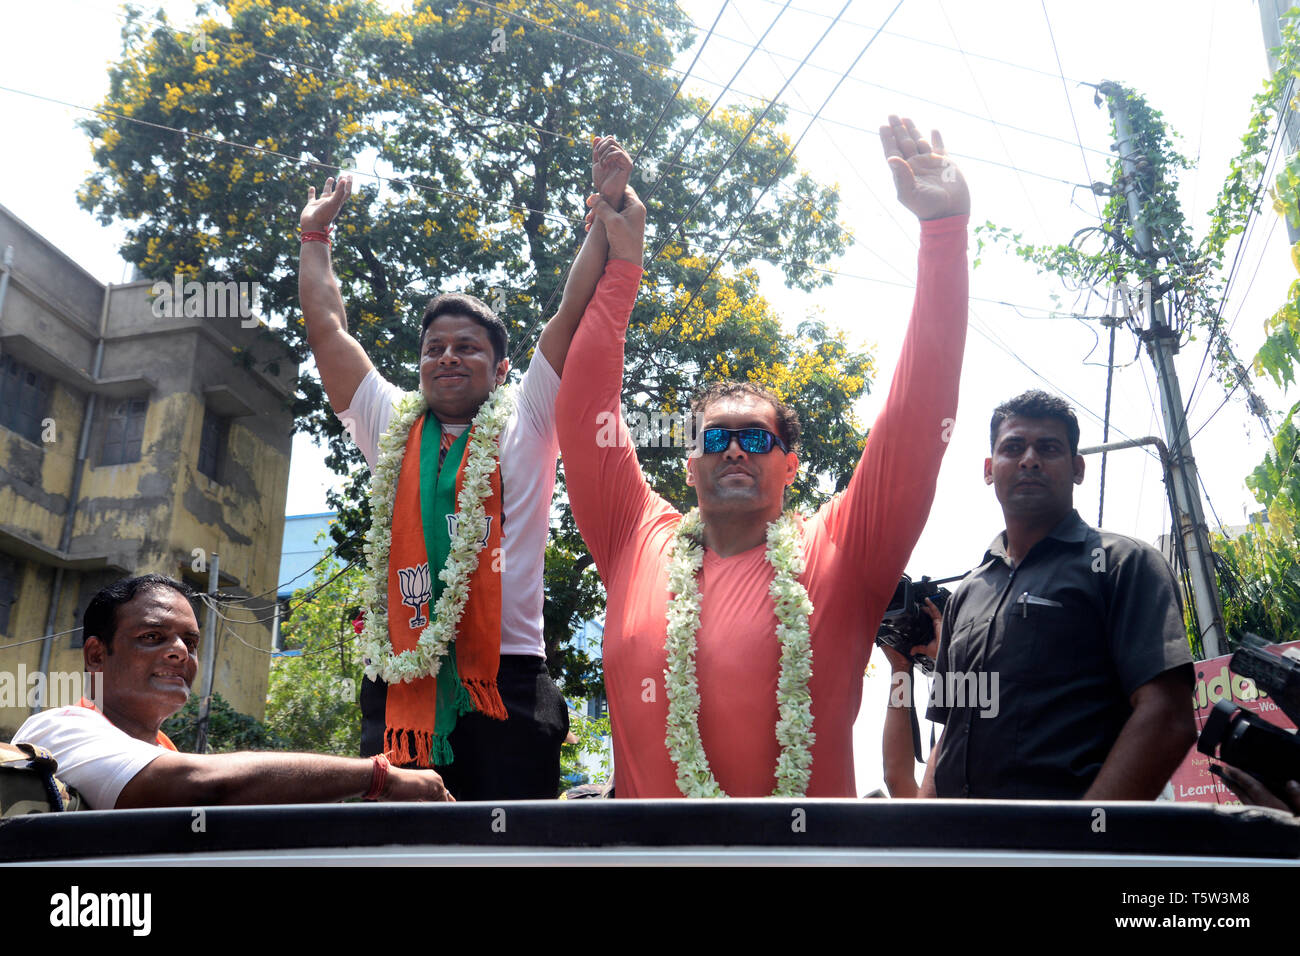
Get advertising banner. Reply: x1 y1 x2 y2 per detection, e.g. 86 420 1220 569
1168 640 1299 804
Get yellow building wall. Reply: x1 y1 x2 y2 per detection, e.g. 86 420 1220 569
0 381 86 550
0 390 292 736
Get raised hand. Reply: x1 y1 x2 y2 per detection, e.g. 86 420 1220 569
301 174 353 233
880 115 970 221
592 135 633 212
586 184 646 265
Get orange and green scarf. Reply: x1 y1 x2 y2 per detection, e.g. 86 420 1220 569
383 411 507 767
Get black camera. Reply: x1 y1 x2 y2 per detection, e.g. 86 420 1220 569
1196 635 1300 799
874 574 954 675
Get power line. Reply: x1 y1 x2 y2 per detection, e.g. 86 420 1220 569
20 6 1053 419
720 0 1008 300
633 0 733 165
701 243 1071 315
642 0 852 272
467 0 679 69
1187 213 1281 427
200 596 360 662
1189 382 1238 444
748 0 1091 85
630 4 1130 446
223 558 362 629
723 1 927 281
640 0 787 208
217 528 367 611
66 0 931 371
1 624 87 651
444 0 1085 187
696 15 1114 159
1185 1 1217 220
937 0 1051 239
1224 212 1284 345
1040 0 1104 223
0 85 584 230
1197 468 1226 533
1181 88 1290 420
635 0 898 370
508 0 735 365
651 108 1137 459
67 0 667 163
76 0 1089 193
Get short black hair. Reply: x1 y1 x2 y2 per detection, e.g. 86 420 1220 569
420 293 509 365
690 380 802 456
990 390 1080 456
83 574 196 652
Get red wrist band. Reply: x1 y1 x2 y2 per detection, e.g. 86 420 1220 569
364 753 389 800
300 230 332 246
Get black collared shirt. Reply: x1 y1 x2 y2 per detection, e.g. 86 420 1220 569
928 510 1193 799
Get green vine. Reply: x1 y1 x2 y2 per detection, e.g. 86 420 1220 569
975 31 1300 395
1207 11 1300 388
976 83 1202 325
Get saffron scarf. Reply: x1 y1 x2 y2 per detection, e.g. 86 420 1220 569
384 411 506 767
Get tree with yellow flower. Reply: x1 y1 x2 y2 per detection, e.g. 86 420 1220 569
79 0 870 705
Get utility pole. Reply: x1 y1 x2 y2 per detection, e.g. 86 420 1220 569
194 553 219 754
1103 85 1226 659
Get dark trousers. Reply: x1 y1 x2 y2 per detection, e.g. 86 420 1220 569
360 655 568 801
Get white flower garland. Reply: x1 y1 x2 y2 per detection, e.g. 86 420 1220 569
663 508 816 797
358 385 514 684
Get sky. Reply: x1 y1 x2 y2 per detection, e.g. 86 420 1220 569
0 0 1291 794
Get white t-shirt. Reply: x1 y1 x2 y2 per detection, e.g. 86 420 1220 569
339 355 561 658
12 707 169 810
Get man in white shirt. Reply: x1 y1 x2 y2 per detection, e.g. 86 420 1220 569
14 575 451 808
298 138 638 798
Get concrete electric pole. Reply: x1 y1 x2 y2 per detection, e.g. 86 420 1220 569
1102 85 1227 659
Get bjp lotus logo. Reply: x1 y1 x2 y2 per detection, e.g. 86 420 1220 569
398 563 432 629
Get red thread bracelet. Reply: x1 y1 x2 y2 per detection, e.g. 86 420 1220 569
300 230 332 246
364 753 389 800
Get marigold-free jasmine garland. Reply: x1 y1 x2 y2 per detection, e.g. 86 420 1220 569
357 385 514 683
663 508 816 797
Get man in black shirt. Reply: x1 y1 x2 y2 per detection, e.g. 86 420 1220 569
921 391 1195 799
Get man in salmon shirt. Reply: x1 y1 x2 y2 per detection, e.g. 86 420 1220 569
556 115 970 797
13 575 454 808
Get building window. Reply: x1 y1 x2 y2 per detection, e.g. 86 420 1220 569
99 397 148 466
0 555 17 636
198 407 228 481
0 354 51 444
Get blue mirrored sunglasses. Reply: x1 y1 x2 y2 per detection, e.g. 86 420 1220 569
700 427 789 455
